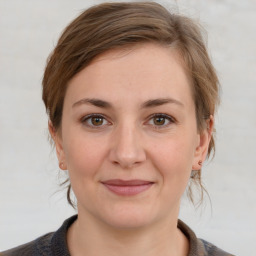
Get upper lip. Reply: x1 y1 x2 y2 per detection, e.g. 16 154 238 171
101 179 154 186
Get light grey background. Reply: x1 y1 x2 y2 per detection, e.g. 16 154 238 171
1 0 255 255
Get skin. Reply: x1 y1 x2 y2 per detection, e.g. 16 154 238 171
50 43 213 256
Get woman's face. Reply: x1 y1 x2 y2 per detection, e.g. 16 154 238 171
53 43 211 229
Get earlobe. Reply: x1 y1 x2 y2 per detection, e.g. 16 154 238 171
59 161 67 170
48 121 67 170
192 115 214 170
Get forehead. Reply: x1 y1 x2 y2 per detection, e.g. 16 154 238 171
65 43 194 109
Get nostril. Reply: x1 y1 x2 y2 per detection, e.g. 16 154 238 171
108 134 146 168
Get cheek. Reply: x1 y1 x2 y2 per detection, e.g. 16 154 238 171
150 135 196 191
63 134 107 180
62 135 109 204
153 136 195 169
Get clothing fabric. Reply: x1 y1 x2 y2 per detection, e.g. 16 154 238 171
1 215 234 256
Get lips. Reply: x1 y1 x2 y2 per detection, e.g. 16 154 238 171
101 179 154 196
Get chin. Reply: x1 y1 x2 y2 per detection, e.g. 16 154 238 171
104 213 155 230
107 202 165 230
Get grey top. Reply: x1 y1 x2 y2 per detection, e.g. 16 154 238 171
1 215 235 256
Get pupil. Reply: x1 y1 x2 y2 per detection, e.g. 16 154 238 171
154 117 165 125
92 117 103 126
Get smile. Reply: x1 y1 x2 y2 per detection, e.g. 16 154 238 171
101 179 154 196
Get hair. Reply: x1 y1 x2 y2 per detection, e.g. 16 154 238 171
42 1 220 208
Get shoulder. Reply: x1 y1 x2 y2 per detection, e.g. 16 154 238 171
1 215 77 256
199 238 235 256
0 232 54 256
178 219 235 256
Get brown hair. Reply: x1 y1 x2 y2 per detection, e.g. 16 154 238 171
42 1 219 208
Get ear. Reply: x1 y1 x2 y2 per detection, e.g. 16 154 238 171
192 115 214 170
48 121 67 170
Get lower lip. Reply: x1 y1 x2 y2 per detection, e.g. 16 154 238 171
103 183 153 196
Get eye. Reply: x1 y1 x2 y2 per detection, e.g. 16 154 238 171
81 114 110 128
147 114 175 128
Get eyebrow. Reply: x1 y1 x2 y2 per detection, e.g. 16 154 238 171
72 97 184 109
72 98 112 108
141 98 184 108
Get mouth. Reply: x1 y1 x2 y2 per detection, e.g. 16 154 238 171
101 179 154 196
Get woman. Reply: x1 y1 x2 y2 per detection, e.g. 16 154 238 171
2 2 234 256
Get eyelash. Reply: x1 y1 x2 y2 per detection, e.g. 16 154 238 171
81 114 110 129
147 113 175 129
80 113 175 130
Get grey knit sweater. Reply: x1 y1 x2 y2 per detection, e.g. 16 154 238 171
1 215 234 256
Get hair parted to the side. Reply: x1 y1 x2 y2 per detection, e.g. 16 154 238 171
42 1 220 209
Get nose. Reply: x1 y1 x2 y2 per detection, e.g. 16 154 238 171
108 123 146 169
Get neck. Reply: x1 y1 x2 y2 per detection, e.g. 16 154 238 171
67 211 189 256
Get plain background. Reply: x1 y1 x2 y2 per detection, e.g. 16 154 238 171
0 0 255 255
